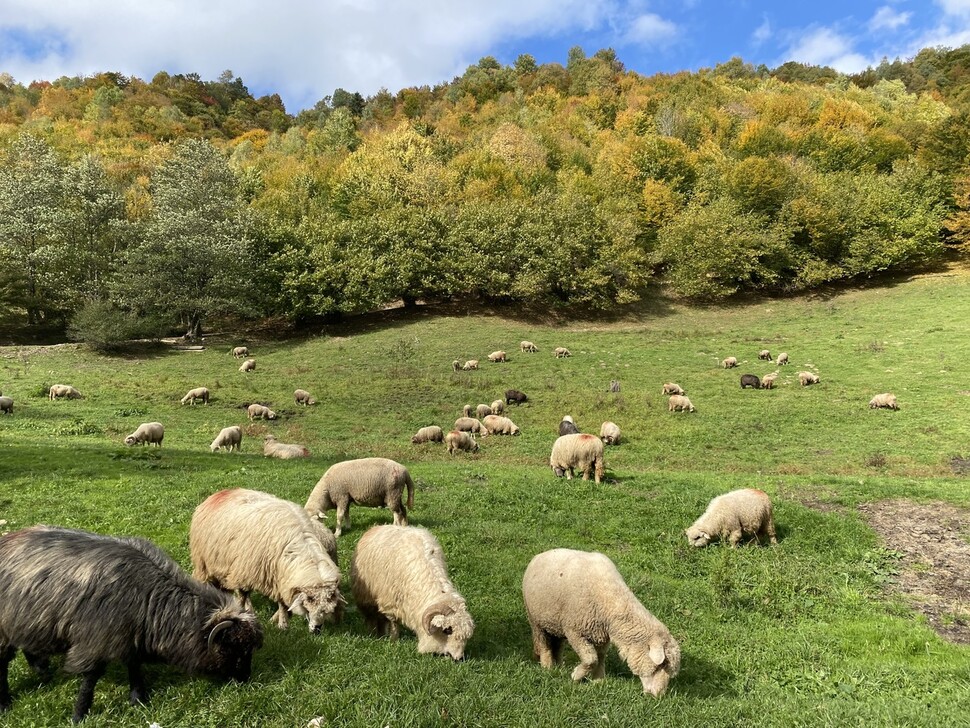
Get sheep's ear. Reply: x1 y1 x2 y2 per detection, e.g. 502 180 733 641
290 592 306 614
648 643 666 666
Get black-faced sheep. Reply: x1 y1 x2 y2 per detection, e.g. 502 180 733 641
520 341 538 353
482 414 520 436
461 360 479 371
49 384 82 401
294 389 316 406
0 526 262 723
776 352 789 365
445 430 479 454
490 399 505 415
231 346 249 358
487 351 507 363
668 395 695 413
869 393 899 410
559 415 579 437
411 425 444 444
758 349 772 361
351 525 474 660
262 435 309 459
239 359 256 373
190 489 343 633
476 404 493 419
761 372 779 389
686 488 777 547
247 403 278 421
0 396 12 415
210 425 242 453
550 433 605 484
554 347 571 358
453 417 483 434
522 549 680 696
505 389 528 405
661 382 685 396
600 421 621 445
124 422 164 447
722 357 738 369
740 374 761 389
798 371 819 386
305 457 415 537
181 387 210 405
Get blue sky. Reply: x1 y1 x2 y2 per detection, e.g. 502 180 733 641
0 1 968 113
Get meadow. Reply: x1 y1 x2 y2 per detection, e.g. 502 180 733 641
1 268 969 727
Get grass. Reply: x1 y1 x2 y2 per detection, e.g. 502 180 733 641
1 268 969 726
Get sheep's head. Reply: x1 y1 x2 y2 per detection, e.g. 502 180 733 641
204 609 263 682
511 426 521 436
685 526 711 547
626 636 681 697
290 582 344 634
470 439 479 453
552 465 566 478
124 435 137 446
421 601 475 660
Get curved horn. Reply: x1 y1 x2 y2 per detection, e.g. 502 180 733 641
207 619 234 651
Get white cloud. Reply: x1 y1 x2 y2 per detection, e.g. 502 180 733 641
938 0 970 16
752 17 772 45
622 13 679 46
869 6 912 32
781 26 870 72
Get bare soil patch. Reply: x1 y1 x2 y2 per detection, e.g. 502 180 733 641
858 500 970 644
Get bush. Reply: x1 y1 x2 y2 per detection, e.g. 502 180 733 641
67 300 170 352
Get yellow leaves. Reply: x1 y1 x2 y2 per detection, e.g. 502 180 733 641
124 174 152 220
817 98 875 132
641 179 682 227
487 123 547 171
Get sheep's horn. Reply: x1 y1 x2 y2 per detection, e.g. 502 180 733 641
207 619 234 651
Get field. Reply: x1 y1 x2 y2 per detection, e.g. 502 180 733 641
1 268 969 727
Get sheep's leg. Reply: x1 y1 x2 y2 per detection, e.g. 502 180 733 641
335 502 349 537
358 604 388 636
127 660 148 705
531 625 558 668
568 634 600 682
387 619 400 641
728 529 743 547
565 468 573 480
271 603 289 630
237 590 253 612
71 662 106 723
0 646 15 710
761 519 778 545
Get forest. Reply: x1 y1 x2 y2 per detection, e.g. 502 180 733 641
1 45 970 343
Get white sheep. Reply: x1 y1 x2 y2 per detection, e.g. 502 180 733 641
445 430 479 454
487 350 507 363
722 357 738 369
411 425 444 444
475 403 493 419
761 372 779 389
48 384 82 401
294 389 317 406
481 414 520 436
869 393 899 410
686 488 777 547
550 433 605 484
554 347 571 358
600 421 621 445
124 422 164 447
461 360 479 371
798 371 819 386
210 425 243 453
239 359 256 373
247 404 278 421
520 341 538 353
668 395 695 413
758 349 772 361
453 417 483 434
180 387 209 405
231 346 249 358
0 396 13 415
351 525 474 660
776 352 789 365
305 457 415 537
661 382 685 396
522 549 680 696
262 435 310 459
190 488 343 632
490 399 505 415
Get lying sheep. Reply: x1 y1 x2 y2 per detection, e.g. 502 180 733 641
761 372 779 389
0 396 12 415
247 403 278 421
722 357 738 369
758 349 772 361
869 393 899 410
600 421 621 445
487 351 507 363
411 425 444 444
305 457 415 537
231 346 249 358
445 430 479 454
452 359 461 373
294 389 317 406
351 525 474 660
776 352 789 365
454 417 483 434
520 341 538 353
263 435 310 459
668 395 695 413
798 371 819 386
476 404 492 419
490 399 505 415
124 422 164 447
49 384 82 400
482 414 520 436
661 382 685 396
462 360 479 371
505 389 528 405
210 425 243 453
180 386 210 405
239 359 256 373
686 488 777 547
559 415 579 436
740 374 761 390
550 433 605 484
554 347 571 358
522 548 680 696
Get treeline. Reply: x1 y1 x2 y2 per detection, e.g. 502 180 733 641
1 46 970 342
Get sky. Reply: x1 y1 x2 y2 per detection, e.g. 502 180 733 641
1 0 969 113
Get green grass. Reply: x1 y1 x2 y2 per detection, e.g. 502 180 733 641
1 269 969 727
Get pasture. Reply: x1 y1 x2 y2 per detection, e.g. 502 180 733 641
1 268 969 727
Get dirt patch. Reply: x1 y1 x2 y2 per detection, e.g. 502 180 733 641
859 500 970 644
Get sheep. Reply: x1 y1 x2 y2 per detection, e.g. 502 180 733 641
520 341 538 353
190 488 343 633
239 359 256 373
305 457 415 537
668 395 695 413
180 386 210 405
869 393 899 410
452 359 461 373
461 360 479 371
351 525 474 660
0 396 12 415
210 425 243 453
686 488 777 547
453 417 483 434
722 356 738 369
776 352 789 365
475 403 493 419
490 399 505 415
609 380 621 393
411 425 444 444
247 403 278 421
482 414 520 436
461 404 472 418
48 384 82 401
262 435 310 459
505 389 528 405
661 382 685 396
740 374 761 389
761 372 779 389
550 433 605 484
600 421 621 445
559 415 579 436
445 430 479 454
798 371 819 386
124 422 164 447
231 346 249 358
0 525 262 723
487 350 507 363
522 548 680 696
758 349 772 361
554 347 571 358
294 389 317 406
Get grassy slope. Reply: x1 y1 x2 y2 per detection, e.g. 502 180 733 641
1 270 969 727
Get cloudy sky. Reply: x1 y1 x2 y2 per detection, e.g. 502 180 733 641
1 0 968 113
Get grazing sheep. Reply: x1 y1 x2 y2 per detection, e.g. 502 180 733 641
190 488 343 632
740 374 761 390
476 404 492 419
686 488 777 547
869 393 899 410
452 359 461 373
600 421 621 445
661 382 685 396
239 359 256 373
411 426 444 444
247 403 278 421
0 526 262 723
490 399 505 415
550 433 605 484
520 341 538 353
798 371 820 386
487 350 507 363
668 395 695 413
124 422 164 447
482 414 521 436
462 360 479 371
505 389 528 405
776 352 789 365
758 349 772 361
48 384 82 401
180 386 210 405
522 549 680 696
609 380 621 393
445 430 479 454
0 396 12 415
461 404 473 418
722 357 738 369
210 425 243 453
262 435 310 459
554 347 571 358
294 389 317 406
231 346 249 358
559 415 580 437
454 417 483 434
351 525 474 660
761 372 779 389
305 457 415 537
